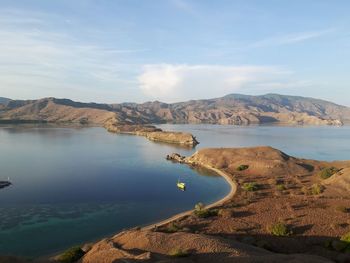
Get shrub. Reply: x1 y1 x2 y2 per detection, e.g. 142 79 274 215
242 182 259 192
331 240 348 252
218 209 234 218
194 208 218 218
318 167 339 179
269 222 292 237
335 206 348 213
237 165 249 171
167 222 181 233
169 248 189 257
194 202 205 212
301 186 310 195
276 184 286 191
341 232 350 243
58 246 85 263
194 202 218 218
311 183 324 195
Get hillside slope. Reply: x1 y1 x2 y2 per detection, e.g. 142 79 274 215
133 94 349 125
0 94 349 125
79 146 350 263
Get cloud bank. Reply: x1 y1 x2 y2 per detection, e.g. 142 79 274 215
138 64 297 102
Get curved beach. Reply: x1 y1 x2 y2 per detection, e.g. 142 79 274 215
140 164 236 231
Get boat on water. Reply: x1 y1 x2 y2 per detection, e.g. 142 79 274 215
0 177 11 189
177 180 186 190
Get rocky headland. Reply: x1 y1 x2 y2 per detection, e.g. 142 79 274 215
104 119 199 147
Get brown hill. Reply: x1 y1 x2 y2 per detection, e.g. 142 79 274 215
81 229 332 263
0 98 117 124
1 94 349 125
75 147 350 263
322 167 350 197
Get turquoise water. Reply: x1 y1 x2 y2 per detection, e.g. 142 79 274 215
1 124 350 257
0 126 229 257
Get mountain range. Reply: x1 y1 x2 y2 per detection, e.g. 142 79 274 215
0 94 349 126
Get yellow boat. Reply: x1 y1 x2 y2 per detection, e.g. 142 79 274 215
177 180 186 190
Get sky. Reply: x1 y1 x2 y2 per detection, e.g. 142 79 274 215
0 0 349 105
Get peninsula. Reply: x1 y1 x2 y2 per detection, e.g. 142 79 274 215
104 119 199 147
71 147 350 262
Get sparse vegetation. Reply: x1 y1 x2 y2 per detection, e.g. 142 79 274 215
169 248 190 257
335 206 348 213
237 164 249 171
311 183 324 195
194 202 218 218
325 233 350 253
57 246 85 263
276 184 286 191
301 186 310 195
242 182 259 192
218 208 234 218
341 232 350 243
194 202 205 211
269 222 292 237
318 167 339 179
167 222 181 233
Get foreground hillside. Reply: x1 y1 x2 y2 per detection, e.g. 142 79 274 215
76 147 350 262
1 94 349 125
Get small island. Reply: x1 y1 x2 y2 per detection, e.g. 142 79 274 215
104 119 199 147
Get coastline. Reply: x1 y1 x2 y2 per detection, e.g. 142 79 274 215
139 164 237 231
47 161 236 261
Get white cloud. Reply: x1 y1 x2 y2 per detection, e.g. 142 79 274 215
250 29 335 48
138 64 298 102
0 9 143 102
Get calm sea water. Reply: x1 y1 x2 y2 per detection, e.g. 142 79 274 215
0 124 349 257
159 124 350 161
0 125 229 257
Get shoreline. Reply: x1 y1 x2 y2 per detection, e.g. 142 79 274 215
139 163 237 231
47 159 237 261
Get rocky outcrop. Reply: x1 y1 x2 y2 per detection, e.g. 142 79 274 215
166 153 186 163
104 119 199 147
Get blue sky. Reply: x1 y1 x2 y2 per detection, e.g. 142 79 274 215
0 0 349 105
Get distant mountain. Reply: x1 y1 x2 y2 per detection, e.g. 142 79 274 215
0 94 349 125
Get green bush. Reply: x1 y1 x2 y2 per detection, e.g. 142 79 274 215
341 232 350 243
331 240 348 252
58 246 85 263
242 182 259 192
194 208 218 218
276 184 286 191
169 248 189 257
193 202 218 218
194 202 205 212
237 165 249 171
318 167 339 179
167 222 181 233
311 183 324 195
269 222 292 237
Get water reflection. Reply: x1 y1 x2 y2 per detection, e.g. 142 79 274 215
0 125 229 257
